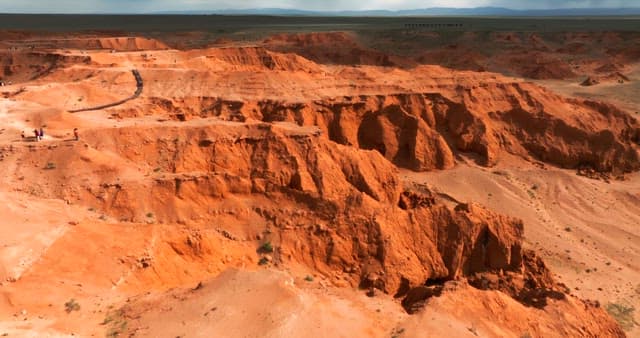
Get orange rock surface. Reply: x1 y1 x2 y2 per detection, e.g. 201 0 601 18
0 30 638 337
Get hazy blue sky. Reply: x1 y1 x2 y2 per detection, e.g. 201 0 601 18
0 0 636 13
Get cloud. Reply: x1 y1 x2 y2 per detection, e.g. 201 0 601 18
0 0 633 13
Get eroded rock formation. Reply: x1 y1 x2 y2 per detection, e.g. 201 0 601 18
7 122 623 337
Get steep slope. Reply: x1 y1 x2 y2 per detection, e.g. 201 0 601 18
0 51 91 83
67 45 636 174
116 269 623 338
0 31 636 337
0 121 623 337
131 86 640 174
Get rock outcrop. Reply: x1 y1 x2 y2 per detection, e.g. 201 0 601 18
8 122 622 337
2 31 636 337
135 85 640 174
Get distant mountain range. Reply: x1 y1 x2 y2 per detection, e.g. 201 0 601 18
153 7 640 17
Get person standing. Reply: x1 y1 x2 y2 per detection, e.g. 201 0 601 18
39 127 44 140
33 129 39 141
73 128 79 141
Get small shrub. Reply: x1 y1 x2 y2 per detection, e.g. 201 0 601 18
527 190 536 199
258 257 269 266
260 241 274 253
304 275 314 282
391 327 405 338
606 302 636 331
44 162 56 170
492 170 510 177
146 212 154 218
103 309 128 338
64 299 80 313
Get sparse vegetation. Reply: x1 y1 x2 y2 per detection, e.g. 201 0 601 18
260 241 274 253
491 170 510 177
605 302 636 331
391 327 405 338
527 190 536 199
103 309 128 338
64 299 80 313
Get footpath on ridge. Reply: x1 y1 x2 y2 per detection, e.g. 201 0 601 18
68 69 142 113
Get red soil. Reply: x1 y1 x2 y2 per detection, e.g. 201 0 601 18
0 30 637 337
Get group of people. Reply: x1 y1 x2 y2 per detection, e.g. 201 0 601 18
34 127 44 141
20 127 79 141
20 128 45 141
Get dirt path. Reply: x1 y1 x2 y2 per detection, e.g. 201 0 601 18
68 69 142 113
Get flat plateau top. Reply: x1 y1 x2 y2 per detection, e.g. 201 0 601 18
0 14 639 32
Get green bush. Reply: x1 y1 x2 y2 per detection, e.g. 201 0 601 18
103 309 128 338
260 241 274 253
606 302 636 331
64 299 80 313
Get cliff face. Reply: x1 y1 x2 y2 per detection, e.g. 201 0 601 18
135 86 640 174
1 32 636 337
6 121 623 337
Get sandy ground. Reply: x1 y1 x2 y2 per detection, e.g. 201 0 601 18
402 157 640 337
535 64 640 116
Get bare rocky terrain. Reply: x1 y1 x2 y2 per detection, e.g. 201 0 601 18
0 24 638 337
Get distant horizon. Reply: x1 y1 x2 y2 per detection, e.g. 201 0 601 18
1 6 640 16
0 0 639 15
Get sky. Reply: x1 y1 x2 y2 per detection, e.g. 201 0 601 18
0 0 636 13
